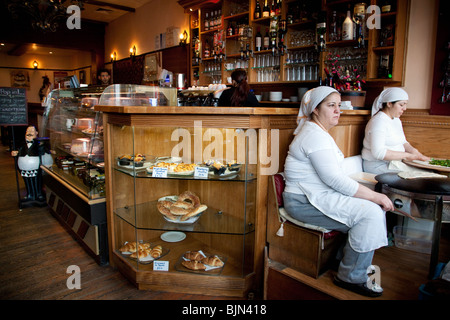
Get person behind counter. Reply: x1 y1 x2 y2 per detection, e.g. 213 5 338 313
98 68 111 86
282 86 394 297
361 87 430 175
218 69 259 107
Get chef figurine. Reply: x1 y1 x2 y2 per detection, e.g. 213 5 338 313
11 126 52 203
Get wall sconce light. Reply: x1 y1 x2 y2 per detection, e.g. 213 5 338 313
32 60 39 69
179 30 188 46
129 45 136 57
110 52 117 62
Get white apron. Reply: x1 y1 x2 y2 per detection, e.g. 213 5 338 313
288 124 387 253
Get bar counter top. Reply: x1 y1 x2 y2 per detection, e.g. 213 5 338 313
94 105 371 116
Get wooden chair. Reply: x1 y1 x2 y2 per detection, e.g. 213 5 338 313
266 173 346 279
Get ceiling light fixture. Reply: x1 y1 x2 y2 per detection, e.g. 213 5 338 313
33 60 39 69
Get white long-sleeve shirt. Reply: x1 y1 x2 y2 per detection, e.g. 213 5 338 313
361 111 407 161
283 121 387 253
284 121 359 197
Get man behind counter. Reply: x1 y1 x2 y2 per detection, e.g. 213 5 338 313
97 68 111 86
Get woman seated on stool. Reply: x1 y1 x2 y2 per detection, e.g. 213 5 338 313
218 68 259 107
362 87 430 175
283 86 394 297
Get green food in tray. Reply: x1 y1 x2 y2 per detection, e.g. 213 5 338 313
429 159 450 167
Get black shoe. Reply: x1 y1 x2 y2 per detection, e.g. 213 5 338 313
333 276 383 298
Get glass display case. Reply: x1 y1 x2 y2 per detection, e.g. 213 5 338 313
99 85 262 297
43 86 106 199
41 86 109 265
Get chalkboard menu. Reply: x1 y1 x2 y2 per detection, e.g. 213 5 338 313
0 87 28 126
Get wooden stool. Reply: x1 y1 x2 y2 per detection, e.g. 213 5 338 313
266 174 345 279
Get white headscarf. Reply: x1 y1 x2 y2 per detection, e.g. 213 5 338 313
294 86 339 135
371 87 409 116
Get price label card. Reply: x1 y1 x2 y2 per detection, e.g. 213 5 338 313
153 260 169 271
194 166 209 179
152 167 168 178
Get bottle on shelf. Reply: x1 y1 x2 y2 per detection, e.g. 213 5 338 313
273 0 279 16
212 11 217 29
205 12 209 31
342 9 354 40
262 0 270 18
263 28 270 50
270 0 276 17
276 0 282 16
269 16 278 54
315 11 326 52
255 27 262 51
377 54 392 79
227 22 234 36
204 39 210 58
254 0 262 19
217 9 222 28
329 10 338 42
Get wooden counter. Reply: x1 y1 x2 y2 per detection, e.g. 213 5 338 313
96 105 370 297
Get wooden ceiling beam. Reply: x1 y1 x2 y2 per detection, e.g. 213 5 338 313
84 0 136 12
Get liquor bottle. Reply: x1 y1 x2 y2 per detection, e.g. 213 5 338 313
255 27 262 51
210 11 215 29
254 0 262 19
263 28 270 50
269 16 278 53
227 22 234 36
262 0 270 18
274 0 280 16
377 54 392 78
270 0 276 17
342 9 353 40
204 39 210 58
315 11 326 52
217 9 221 28
205 12 209 31
329 11 338 42
276 0 282 16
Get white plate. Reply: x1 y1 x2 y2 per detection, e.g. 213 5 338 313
161 231 186 242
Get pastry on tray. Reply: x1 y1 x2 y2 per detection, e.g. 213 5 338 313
157 191 207 222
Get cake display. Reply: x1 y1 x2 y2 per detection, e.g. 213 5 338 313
76 118 94 130
70 138 103 156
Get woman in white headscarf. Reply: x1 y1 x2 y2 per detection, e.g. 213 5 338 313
283 86 393 297
361 87 430 174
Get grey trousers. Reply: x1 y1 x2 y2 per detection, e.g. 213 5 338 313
283 192 375 284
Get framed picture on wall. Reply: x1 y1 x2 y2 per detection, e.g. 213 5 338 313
79 70 86 84
143 52 160 83
10 70 30 88
54 71 68 88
